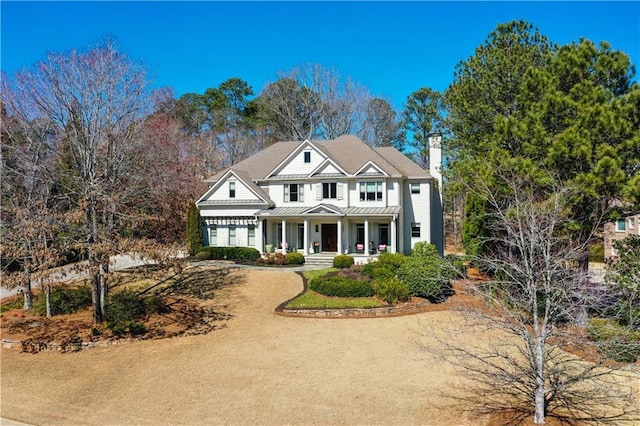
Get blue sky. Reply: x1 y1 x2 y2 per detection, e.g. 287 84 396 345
2 2 639 110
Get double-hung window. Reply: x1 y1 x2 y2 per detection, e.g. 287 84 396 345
229 225 236 245
229 181 236 198
322 182 337 199
209 224 217 246
616 219 626 232
248 225 255 246
360 181 383 201
284 183 304 202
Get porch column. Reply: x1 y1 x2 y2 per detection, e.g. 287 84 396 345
303 219 309 255
390 216 397 254
364 219 370 256
344 218 350 253
337 218 343 254
257 218 264 253
281 219 287 254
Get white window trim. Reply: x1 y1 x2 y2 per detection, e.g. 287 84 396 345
360 181 383 202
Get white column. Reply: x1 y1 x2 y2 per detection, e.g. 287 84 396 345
303 219 309 255
337 218 343 254
344 218 350 253
257 219 264 253
390 217 397 254
281 219 287 254
364 219 369 256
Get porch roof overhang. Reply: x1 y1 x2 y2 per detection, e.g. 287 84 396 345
255 204 401 218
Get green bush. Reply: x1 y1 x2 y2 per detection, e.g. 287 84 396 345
364 266 395 281
32 285 93 316
186 202 203 256
587 318 640 363
373 277 411 304
110 321 147 337
286 252 306 265
333 254 355 268
195 246 261 261
397 257 453 302
445 254 467 278
106 290 166 324
374 253 408 274
588 243 605 263
309 276 374 298
411 241 439 258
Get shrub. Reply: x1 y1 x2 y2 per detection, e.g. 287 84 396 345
397 257 453 302
186 202 203 256
411 241 439 259
373 277 411 304
195 246 260 261
445 254 467 278
374 252 408 274
32 285 93 316
106 290 167 324
587 318 640 363
286 252 306 265
333 254 354 268
110 321 147 337
309 276 374 298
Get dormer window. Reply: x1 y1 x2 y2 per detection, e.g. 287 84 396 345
304 151 311 163
229 181 236 198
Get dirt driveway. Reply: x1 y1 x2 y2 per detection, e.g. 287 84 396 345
1 268 630 425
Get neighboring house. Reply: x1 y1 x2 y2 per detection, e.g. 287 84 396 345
196 135 444 257
604 213 640 258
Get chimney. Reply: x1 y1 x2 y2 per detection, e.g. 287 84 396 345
428 132 443 200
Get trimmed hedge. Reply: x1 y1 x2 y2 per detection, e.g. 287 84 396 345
333 254 355 268
309 276 374 298
286 252 306 265
195 246 261 261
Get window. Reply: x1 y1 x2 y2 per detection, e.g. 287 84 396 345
284 183 304 202
410 183 420 194
297 223 304 250
323 182 337 199
248 225 255 247
209 224 217 246
411 223 421 238
229 225 236 246
379 224 389 245
356 224 365 244
616 219 626 232
360 181 383 201
229 181 236 198
304 151 311 163
629 217 635 229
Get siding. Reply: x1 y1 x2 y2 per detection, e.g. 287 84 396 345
276 148 324 176
206 176 260 201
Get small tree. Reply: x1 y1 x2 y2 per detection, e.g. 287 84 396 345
186 202 203 256
422 171 639 424
605 236 640 329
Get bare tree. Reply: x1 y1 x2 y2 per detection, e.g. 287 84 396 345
2 40 152 323
258 63 387 144
421 170 639 424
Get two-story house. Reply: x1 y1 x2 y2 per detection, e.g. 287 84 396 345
604 213 640 259
196 135 444 257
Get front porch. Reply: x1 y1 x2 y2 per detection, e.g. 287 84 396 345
257 205 401 256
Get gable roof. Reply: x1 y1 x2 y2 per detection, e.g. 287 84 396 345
375 147 431 178
197 169 273 205
203 135 431 184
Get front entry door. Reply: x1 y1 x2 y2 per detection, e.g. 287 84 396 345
321 224 338 252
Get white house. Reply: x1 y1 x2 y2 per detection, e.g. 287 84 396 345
196 135 444 256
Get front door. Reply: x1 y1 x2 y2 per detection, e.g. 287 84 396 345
321 224 338 252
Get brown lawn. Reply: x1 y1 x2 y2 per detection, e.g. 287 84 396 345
1 266 638 425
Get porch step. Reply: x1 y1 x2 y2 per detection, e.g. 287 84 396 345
304 256 335 267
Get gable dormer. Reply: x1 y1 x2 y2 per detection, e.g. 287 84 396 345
309 157 348 177
266 140 326 178
197 169 271 205
354 160 389 177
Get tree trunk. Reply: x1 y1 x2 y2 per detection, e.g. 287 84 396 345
534 333 546 424
23 269 33 310
99 261 109 320
91 270 103 323
45 285 51 318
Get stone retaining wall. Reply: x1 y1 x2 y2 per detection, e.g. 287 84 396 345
276 300 432 318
